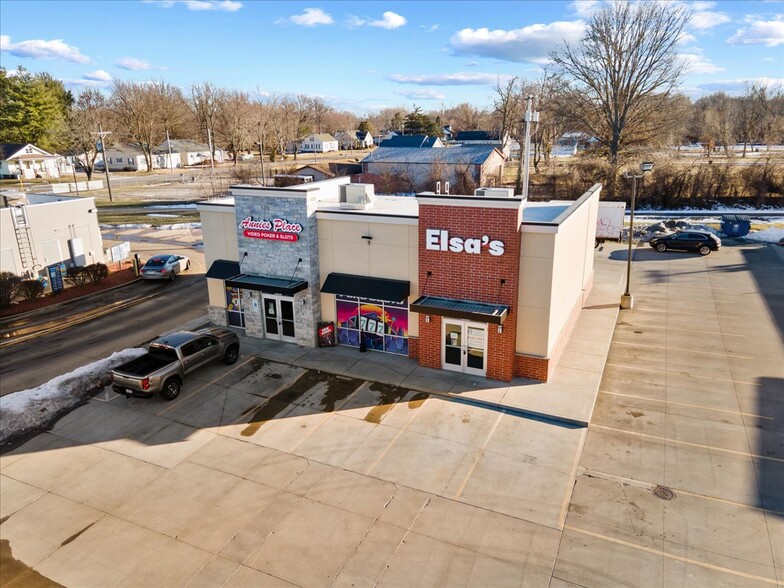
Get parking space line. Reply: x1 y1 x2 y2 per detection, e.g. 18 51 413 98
155 357 255 417
616 323 746 338
453 411 505 500
363 400 425 476
600 391 773 420
563 526 779 585
592 424 784 463
605 363 757 385
613 340 755 360
633 307 740 319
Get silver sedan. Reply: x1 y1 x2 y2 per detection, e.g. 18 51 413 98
140 254 190 281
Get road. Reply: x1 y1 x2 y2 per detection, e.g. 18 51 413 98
0 275 209 396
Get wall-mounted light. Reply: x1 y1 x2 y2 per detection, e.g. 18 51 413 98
425 315 431 323
361 235 373 245
301 298 306 307
497 324 503 334
87 208 95 213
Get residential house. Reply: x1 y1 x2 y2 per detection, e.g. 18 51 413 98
360 145 505 192
356 131 374 149
442 126 454 142
157 139 225 167
378 135 443 149
335 131 359 151
0 143 71 180
300 134 339 153
454 130 511 157
0 191 104 279
102 144 158 172
297 163 362 182
374 131 398 146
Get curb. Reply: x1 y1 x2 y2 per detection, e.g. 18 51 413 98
0 277 142 322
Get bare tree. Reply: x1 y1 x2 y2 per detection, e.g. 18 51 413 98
65 89 111 180
309 97 333 134
551 1 691 166
190 82 226 157
736 84 770 157
110 80 160 170
492 77 523 154
697 92 737 156
217 90 255 164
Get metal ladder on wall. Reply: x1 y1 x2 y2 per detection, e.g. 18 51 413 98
11 206 38 274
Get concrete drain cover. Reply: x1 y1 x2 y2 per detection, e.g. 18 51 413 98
653 485 677 501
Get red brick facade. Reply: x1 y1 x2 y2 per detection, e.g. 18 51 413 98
416 200 522 382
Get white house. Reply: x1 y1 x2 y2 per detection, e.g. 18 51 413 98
102 144 151 172
0 143 71 180
300 134 338 153
356 131 374 149
157 139 225 167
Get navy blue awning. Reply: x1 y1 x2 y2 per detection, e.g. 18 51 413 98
321 273 410 303
410 295 509 324
205 259 241 280
225 274 308 296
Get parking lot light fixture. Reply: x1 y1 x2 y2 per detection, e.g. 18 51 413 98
620 161 655 309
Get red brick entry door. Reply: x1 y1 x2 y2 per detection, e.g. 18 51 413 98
442 319 487 377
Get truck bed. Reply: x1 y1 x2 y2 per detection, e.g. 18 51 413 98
114 353 175 377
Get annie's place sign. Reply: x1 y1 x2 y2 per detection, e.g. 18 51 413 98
239 217 302 242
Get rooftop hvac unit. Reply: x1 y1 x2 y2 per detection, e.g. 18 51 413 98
474 187 515 198
339 183 377 209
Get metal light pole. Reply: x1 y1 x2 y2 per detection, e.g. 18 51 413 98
620 161 655 309
521 95 539 200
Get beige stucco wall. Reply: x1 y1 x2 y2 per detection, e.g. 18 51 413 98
0 196 104 277
198 202 239 308
515 184 601 358
318 217 419 337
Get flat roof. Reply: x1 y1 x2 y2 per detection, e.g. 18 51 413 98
522 202 571 222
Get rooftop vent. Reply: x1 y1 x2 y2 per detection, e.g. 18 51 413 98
474 187 515 198
340 183 376 210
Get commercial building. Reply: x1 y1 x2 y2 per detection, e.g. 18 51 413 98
198 177 600 382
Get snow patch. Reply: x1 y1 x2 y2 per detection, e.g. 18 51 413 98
0 348 146 444
745 227 784 244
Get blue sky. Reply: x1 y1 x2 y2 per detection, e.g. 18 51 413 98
1 0 782 114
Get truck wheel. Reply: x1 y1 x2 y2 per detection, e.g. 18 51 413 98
160 378 181 401
223 344 239 365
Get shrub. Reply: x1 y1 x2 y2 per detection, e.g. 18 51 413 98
65 266 89 287
0 272 22 308
19 279 45 301
85 263 109 284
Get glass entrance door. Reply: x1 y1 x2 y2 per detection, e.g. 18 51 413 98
262 295 297 343
442 320 487 377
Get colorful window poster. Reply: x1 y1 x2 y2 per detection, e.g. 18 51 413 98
335 295 409 355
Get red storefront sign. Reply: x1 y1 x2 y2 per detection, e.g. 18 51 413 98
239 217 302 242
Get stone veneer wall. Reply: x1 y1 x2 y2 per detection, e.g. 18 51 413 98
207 305 228 327
233 188 321 347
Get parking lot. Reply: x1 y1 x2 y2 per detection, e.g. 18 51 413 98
1 241 782 587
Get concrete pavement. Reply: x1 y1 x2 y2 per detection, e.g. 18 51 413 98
1 240 782 587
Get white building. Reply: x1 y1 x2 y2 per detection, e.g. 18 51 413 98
300 134 338 153
157 139 226 167
0 143 71 180
0 192 105 279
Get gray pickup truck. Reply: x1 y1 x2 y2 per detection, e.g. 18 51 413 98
111 328 240 400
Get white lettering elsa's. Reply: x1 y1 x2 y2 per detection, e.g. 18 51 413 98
425 229 505 256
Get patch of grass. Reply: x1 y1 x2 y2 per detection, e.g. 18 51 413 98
98 212 200 226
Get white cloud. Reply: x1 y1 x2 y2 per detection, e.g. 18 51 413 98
370 11 406 29
690 9 732 30
679 52 724 74
696 77 784 94
116 56 166 71
388 72 509 86
450 21 585 63
150 0 242 11
570 0 600 18
84 70 113 82
0 34 89 63
393 88 446 101
286 7 334 26
348 11 406 29
421 24 439 33
727 18 784 47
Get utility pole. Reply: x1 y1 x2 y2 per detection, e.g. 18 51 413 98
207 128 215 175
165 128 174 175
257 123 266 185
521 95 539 200
92 123 113 203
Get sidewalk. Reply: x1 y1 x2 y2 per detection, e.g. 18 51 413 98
228 244 628 427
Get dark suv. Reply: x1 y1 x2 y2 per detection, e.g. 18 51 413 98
649 231 721 255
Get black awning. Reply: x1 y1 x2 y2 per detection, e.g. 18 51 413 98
225 274 308 296
205 259 241 280
410 295 509 325
321 273 410 303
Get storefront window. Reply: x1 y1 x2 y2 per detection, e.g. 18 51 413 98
335 295 408 355
226 286 245 328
